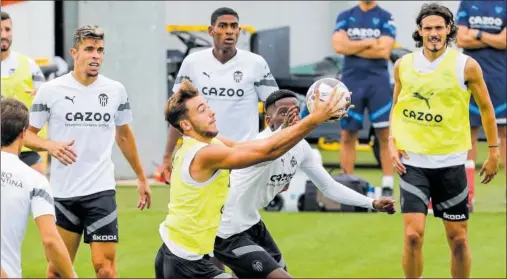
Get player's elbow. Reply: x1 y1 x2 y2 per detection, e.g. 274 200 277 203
41 234 59 250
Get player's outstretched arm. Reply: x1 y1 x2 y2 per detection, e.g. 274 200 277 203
195 90 346 171
116 124 151 209
466 57 500 183
35 215 75 278
24 126 77 166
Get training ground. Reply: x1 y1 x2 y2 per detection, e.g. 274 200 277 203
21 142 506 278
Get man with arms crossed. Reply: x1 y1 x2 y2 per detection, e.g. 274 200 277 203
1 98 75 279
162 7 278 182
456 0 506 174
332 0 397 196
213 89 396 279
155 80 347 278
389 3 499 279
1 11 48 173
24 25 152 278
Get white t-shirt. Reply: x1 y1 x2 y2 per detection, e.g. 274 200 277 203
1 51 46 89
29 73 133 198
401 48 469 169
173 48 279 142
1 151 55 278
217 128 375 239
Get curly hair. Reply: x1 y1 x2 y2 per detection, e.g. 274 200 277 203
412 3 457 48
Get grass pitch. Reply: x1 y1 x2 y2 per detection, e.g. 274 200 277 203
20 143 506 278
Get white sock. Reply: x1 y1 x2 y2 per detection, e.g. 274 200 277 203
382 175 394 188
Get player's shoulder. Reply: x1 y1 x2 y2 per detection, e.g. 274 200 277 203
97 74 126 90
376 5 393 18
2 153 50 190
338 6 355 16
238 49 269 66
36 73 70 97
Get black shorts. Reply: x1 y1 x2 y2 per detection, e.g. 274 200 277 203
154 243 231 279
54 190 118 243
19 151 42 166
213 220 286 278
400 164 469 222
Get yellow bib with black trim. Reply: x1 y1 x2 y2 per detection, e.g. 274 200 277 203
1 54 47 151
163 137 230 255
392 48 471 155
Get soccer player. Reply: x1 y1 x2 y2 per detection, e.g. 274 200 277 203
332 0 397 196
1 11 47 173
456 0 506 173
389 3 499 278
23 25 152 278
213 90 396 278
161 7 278 182
155 80 347 278
1 98 75 279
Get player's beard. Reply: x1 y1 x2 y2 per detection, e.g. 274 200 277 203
1 38 11 52
191 121 218 139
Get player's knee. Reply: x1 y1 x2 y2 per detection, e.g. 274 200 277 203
92 260 114 278
340 130 358 144
405 230 424 249
447 231 468 254
498 125 506 138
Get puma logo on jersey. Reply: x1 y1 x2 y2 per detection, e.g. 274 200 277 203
202 72 211 78
413 92 434 109
65 96 75 104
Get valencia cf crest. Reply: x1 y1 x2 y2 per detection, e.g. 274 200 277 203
233 70 243 83
98 93 108 107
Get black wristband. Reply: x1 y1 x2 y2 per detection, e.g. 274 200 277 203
489 145 499 148
476 30 483 40
372 200 377 211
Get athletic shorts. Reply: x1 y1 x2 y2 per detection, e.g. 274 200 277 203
470 75 506 127
19 151 42 166
340 72 393 131
400 164 469 222
54 190 118 243
213 220 286 278
154 243 231 279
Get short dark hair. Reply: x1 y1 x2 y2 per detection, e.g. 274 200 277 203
164 79 199 133
1 98 29 147
412 3 457 48
73 25 105 49
1 11 11 21
210 7 239 26
265 89 298 112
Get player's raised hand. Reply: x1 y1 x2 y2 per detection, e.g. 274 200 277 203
373 197 396 214
281 105 300 128
311 88 347 123
48 140 77 166
137 178 152 210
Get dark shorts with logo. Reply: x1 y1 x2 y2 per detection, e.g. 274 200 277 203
154 243 231 279
54 190 118 243
19 151 42 166
213 220 286 278
400 164 469 221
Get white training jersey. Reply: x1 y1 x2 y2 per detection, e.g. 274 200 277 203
402 47 469 169
1 151 55 278
217 128 375 238
29 73 133 198
173 48 278 142
1 51 46 89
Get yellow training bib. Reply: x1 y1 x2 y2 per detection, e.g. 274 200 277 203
392 48 472 155
163 137 230 255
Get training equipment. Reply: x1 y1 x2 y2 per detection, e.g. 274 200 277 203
306 77 350 122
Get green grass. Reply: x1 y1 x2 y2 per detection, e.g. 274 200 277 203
20 143 506 278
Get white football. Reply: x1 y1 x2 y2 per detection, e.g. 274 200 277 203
306 77 351 121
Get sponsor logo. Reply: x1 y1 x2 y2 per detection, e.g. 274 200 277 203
233 70 243 83
65 112 112 127
443 212 466 220
98 93 108 107
92 235 117 241
347 28 381 38
252 260 263 272
412 92 434 109
469 16 503 29
269 172 295 183
402 109 443 123
201 87 245 97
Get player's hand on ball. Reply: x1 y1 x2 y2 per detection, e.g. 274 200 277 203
48 140 77 166
137 179 152 210
311 88 348 123
374 197 396 214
